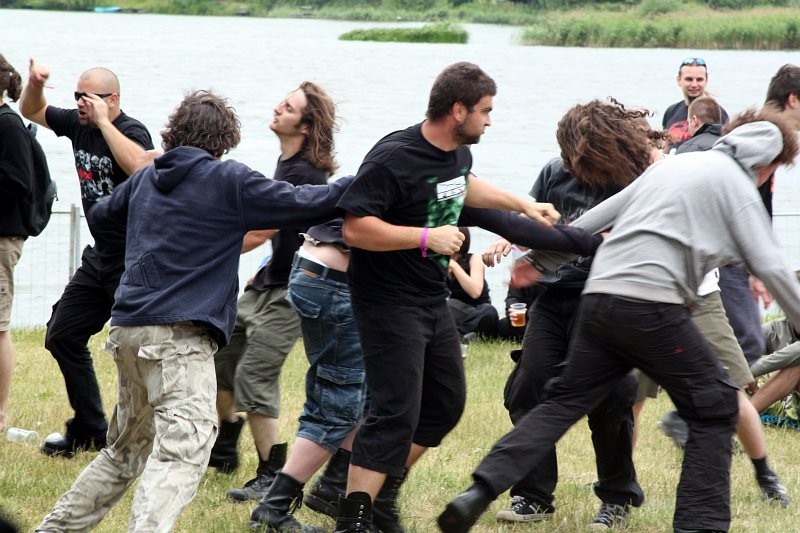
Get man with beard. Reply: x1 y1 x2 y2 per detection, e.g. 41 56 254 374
332 61 561 532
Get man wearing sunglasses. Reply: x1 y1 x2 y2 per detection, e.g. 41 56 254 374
662 57 729 154
19 59 154 458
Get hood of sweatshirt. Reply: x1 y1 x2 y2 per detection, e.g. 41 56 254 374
712 121 782 182
152 146 213 193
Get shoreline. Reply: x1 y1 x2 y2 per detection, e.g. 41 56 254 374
5 3 800 50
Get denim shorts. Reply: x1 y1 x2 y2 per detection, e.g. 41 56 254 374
287 259 366 452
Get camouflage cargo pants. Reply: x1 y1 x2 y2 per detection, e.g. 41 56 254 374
37 323 218 532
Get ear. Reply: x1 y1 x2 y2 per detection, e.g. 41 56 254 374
452 101 467 123
788 92 800 110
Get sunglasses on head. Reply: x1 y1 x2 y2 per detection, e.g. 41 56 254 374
681 57 706 67
74 91 113 101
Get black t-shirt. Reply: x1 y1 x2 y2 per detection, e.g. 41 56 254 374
250 152 329 290
447 253 491 306
530 158 621 288
662 99 729 151
337 123 471 306
0 105 35 237
45 106 153 263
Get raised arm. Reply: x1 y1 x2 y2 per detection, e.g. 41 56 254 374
18 58 50 128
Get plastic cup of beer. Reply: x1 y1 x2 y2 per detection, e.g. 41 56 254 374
509 303 527 327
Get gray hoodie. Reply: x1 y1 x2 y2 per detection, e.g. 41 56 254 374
572 121 800 330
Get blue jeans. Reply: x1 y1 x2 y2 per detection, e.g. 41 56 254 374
287 258 367 453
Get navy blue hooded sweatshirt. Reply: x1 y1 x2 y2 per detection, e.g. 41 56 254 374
87 146 351 346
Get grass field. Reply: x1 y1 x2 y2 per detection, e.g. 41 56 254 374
2 328 799 532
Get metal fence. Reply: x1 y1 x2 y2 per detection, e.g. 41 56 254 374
11 207 799 328
10 206 268 327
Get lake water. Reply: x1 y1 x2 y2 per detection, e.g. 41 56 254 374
3 8 798 325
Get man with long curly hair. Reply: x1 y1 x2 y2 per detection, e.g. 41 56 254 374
209 82 342 507
484 99 660 530
35 90 351 532
440 110 800 533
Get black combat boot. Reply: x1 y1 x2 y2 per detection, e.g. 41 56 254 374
228 442 288 502
208 416 245 474
372 470 407 533
304 448 351 518
333 492 379 533
437 482 494 533
248 471 326 532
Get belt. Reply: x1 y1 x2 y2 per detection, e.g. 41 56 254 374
295 256 348 284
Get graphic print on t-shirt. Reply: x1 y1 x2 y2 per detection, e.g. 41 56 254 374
75 149 115 201
426 173 467 267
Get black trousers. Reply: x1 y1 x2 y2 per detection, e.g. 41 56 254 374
476 294 739 532
503 288 643 508
350 299 465 478
45 246 120 437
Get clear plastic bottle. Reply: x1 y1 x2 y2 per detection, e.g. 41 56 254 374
6 427 40 444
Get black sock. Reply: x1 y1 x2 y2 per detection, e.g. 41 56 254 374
752 456 774 478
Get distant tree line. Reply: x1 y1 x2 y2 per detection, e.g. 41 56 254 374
1 0 795 13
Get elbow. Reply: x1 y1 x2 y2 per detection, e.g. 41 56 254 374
342 222 358 247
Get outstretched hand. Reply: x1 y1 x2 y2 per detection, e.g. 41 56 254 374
522 201 560 228
482 238 512 267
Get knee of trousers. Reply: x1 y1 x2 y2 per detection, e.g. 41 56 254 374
414 396 466 447
44 329 90 360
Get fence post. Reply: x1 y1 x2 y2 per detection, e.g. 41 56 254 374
69 203 82 278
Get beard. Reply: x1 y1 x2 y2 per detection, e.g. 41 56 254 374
454 122 482 146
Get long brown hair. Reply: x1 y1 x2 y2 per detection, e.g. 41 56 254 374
0 53 23 102
557 98 658 189
298 81 338 176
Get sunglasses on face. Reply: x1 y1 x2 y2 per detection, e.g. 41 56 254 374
681 57 706 67
74 91 113 101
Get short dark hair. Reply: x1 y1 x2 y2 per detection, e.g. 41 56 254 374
723 108 799 167
765 64 800 111
161 90 241 158
426 62 497 121
0 53 23 102
688 95 722 125
557 98 657 189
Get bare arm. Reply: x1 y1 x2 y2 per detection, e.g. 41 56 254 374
449 254 485 299
18 58 50 128
342 213 464 256
242 229 277 254
465 174 559 227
